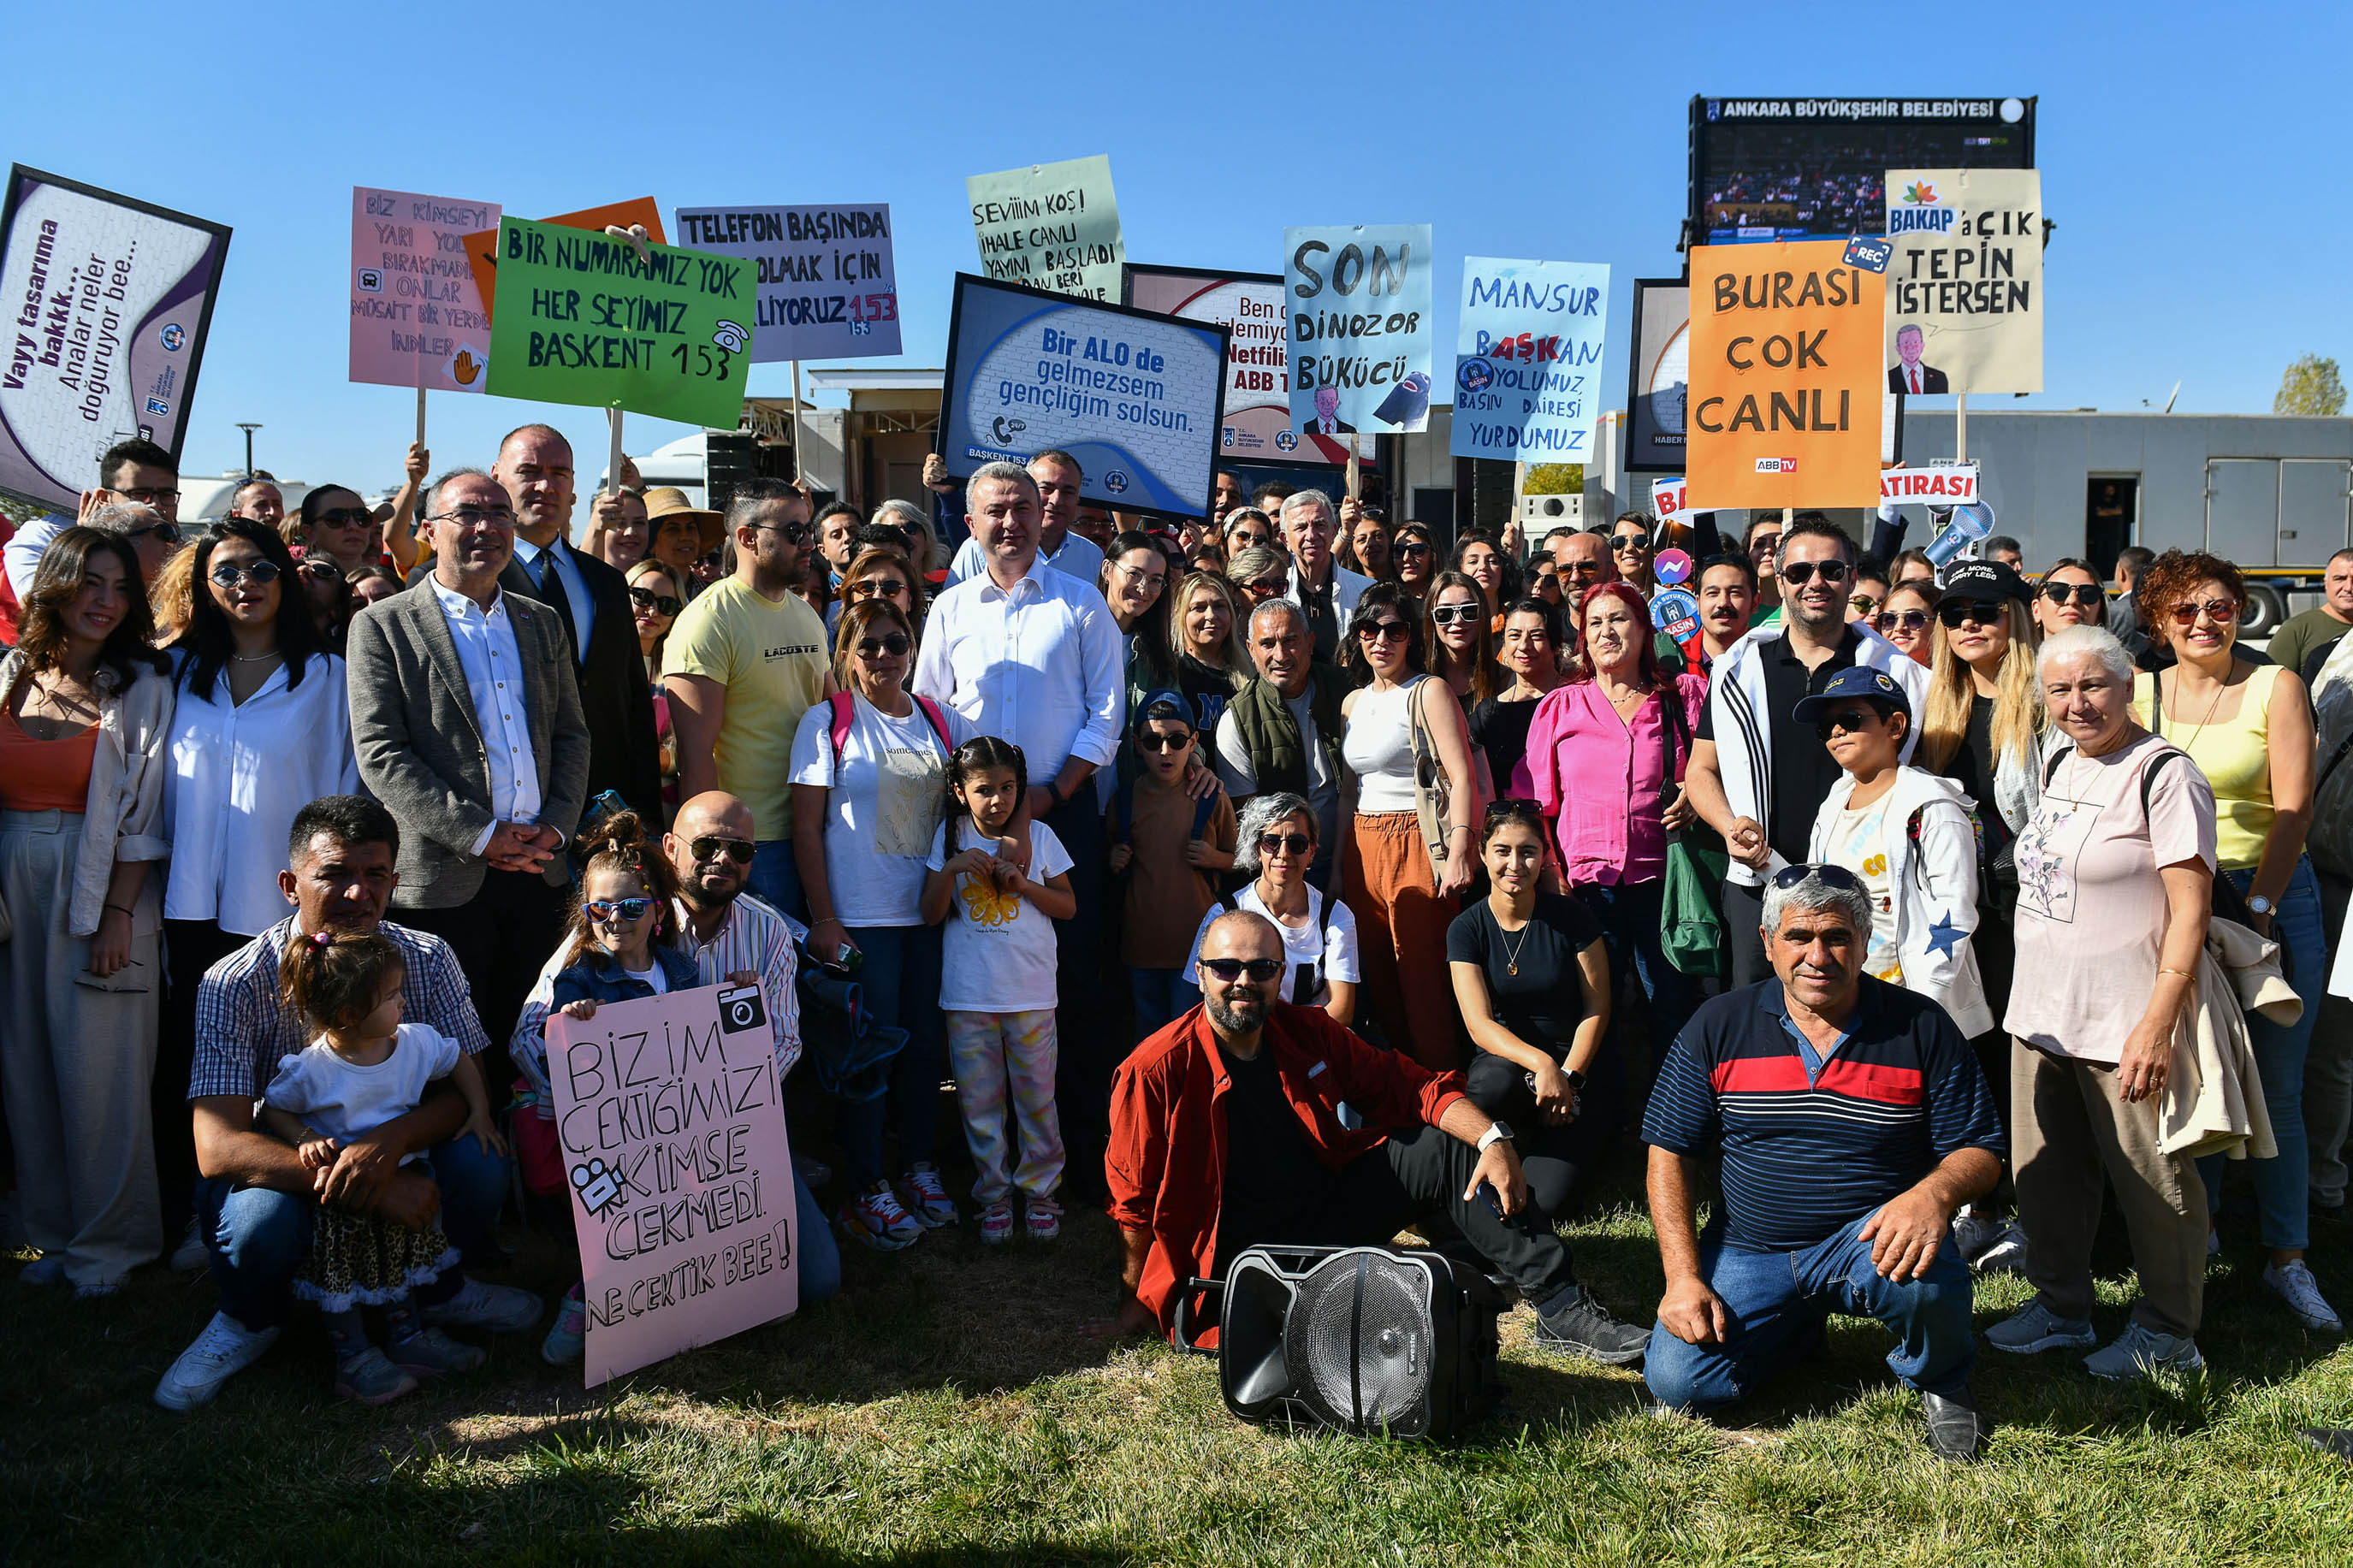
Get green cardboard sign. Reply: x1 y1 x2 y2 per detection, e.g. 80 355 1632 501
484 216 754 427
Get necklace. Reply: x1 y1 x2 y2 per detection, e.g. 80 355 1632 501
228 650 282 663
2166 669 2230 754
1496 903 1534 976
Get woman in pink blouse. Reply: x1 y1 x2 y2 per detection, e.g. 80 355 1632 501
1525 583 1707 1062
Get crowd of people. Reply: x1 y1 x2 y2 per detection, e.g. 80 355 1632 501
2 430 2350 1463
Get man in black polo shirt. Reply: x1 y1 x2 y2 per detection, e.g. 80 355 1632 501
1642 866 2003 1461
1685 516 1930 985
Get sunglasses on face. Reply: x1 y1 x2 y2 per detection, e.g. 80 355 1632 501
849 577 909 601
1430 603 1483 627
1813 707 1882 741
1612 535 1651 553
1257 831 1313 858
629 586 683 617
2168 597 2238 626
1135 729 1194 752
2041 583 2105 607
856 634 913 659
1394 540 1431 558
311 506 372 529
1876 608 1930 634
584 897 653 923
1936 600 2004 629
297 560 343 583
1780 559 1852 588
1846 594 1881 616
1199 956 1283 983
690 835 756 866
209 559 282 588
1241 575 1286 595
756 522 814 546
1356 619 1409 643
1770 861 1865 893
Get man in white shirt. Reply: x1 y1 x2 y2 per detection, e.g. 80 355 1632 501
1277 489 1372 662
943 449 1105 591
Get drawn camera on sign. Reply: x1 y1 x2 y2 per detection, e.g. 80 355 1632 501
571 1157 623 1216
355 268 383 293
717 984 767 1038
712 320 750 353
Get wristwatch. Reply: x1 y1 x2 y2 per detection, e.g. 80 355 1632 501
2246 893 2275 918
1565 1067 1589 1092
1477 1121 1515 1153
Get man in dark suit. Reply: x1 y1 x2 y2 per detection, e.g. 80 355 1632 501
1888 326 1949 395
492 423 662 821
347 469 591 1076
1300 384 1356 435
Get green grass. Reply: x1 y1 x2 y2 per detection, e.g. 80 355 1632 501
5 1156 2351 1566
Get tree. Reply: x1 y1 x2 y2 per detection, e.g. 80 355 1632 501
2274 355 2345 417
1522 464 1583 495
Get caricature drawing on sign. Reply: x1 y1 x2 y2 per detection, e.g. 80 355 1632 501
1301 385 1354 436
1888 324 1948 394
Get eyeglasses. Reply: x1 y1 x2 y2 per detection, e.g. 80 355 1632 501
855 634 913 658
755 522 814 545
297 560 343 583
1394 540 1431 558
689 835 756 865
1241 575 1287 596
1812 707 1882 740
1135 729 1194 752
1430 603 1483 627
629 586 683 617
2041 583 2106 607
1356 619 1410 643
1769 861 1865 893
1780 559 1852 588
429 506 517 530
584 897 653 924
2168 597 2238 626
1846 594 1881 617
1875 608 1931 634
1936 600 2004 629
1257 831 1313 858
1114 562 1165 589
208 559 282 587
114 486 181 505
124 520 182 545
311 506 372 529
848 577 909 601
1198 956 1284 983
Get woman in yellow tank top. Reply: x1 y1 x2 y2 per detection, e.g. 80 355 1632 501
2129 550 2333 1332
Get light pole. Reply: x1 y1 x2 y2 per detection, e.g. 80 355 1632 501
235 423 262 478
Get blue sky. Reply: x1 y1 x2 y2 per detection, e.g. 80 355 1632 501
5 0 2345 494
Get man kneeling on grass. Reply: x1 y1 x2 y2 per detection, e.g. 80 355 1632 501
1642 865 2005 1461
1096 909 1648 1362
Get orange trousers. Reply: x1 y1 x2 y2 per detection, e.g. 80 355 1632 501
1342 810 1461 1071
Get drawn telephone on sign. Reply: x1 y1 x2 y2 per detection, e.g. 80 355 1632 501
990 416 1028 447
713 320 749 354
571 1157 624 1216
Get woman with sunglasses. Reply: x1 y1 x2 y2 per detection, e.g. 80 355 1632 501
294 486 383 580
1470 599 1569 801
2131 550 2335 1331
1425 570 1499 712
1339 583 1479 1068
1846 556 1891 627
1182 792 1359 1027
1449 528 1520 630
1226 543 1291 621
1876 579 1940 667
791 597 976 1251
1609 513 1658 596
626 560 688 811
1390 522 1437 611
839 545 925 641
1448 800 1617 1228
157 518 353 1265
1339 499 1393 582
1220 506 1279 562
2033 559 2108 640
1525 583 1707 1063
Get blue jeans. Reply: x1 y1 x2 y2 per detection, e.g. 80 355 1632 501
2199 856 2326 1252
791 1164 840 1304
1129 967 1200 1043
1644 1215 1977 1411
1575 879 1694 1063
750 839 810 923
835 923 946 1192
195 1133 510 1333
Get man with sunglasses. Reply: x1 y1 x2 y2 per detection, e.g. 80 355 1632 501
85 500 184 584
1685 517 1930 986
1643 864 2003 1459
1550 528 1616 596
663 478 832 919
1099 909 1650 1363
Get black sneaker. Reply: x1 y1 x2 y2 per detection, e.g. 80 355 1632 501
1531 1284 1649 1365
1921 1386 1989 1463
2299 1427 2353 1462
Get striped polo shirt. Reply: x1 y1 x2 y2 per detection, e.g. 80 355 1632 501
1643 977 2002 1251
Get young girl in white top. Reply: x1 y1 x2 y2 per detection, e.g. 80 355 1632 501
922 737 1076 1246
263 930 507 1405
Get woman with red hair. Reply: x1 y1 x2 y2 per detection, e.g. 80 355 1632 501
1524 583 1708 1067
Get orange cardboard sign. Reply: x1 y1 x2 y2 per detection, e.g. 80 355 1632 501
1685 240 1883 510
464 198 667 324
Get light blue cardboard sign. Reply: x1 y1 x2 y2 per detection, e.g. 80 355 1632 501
1283 223 1433 440
1449 257 1609 461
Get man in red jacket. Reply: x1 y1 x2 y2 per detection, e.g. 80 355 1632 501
1099 910 1648 1361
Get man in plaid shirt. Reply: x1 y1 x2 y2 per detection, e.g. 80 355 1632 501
155 796 541 1411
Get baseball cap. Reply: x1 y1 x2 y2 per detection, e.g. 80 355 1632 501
1793 665 1911 725
1941 559 2029 606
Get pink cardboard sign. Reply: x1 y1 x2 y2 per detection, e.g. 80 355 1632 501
547 982 798 1386
348 186 499 392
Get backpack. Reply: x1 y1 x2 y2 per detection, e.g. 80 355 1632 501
826 689 953 774
2040 742 2252 925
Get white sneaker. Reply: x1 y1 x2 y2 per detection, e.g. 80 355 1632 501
1973 1221 2030 1274
2263 1259 2344 1332
169 1221 210 1273
2084 1320 2205 1381
154 1312 281 1411
419 1277 542 1334
1952 1212 2002 1265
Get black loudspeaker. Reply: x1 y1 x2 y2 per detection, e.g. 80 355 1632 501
1176 1245 1506 1441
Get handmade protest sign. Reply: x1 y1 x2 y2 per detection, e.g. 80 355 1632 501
967 157 1123 301
546 982 798 1387
1450 257 1609 462
483 218 754 429
938 273 1227 517
674 204 898 361
1123 263 1364 464
0 166 229 512
1881 460 1980 505
1650 476 1687 527
464 198 667 327
1685 240 1884 510
1884 169 2042 394
1284 224 1433 454
349 186 497 393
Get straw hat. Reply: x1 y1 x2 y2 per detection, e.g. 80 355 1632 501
642 487 723 553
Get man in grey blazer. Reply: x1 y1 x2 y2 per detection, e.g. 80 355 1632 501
347 468 590 1082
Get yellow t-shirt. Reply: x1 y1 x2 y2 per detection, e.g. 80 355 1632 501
661 579 830 841
2131 662 2281 872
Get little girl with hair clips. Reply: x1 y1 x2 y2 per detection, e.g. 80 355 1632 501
921 737 1076 1245
262 930 507 1405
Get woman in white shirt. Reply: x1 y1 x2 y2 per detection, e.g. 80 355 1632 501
159 519 354 1258
1183 792 1359 1025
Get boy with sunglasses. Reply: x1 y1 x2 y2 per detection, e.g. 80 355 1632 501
1796 667 1991 1036
1110 693 1239 1038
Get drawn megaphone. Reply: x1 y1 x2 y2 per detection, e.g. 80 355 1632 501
1925 500 1995 569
